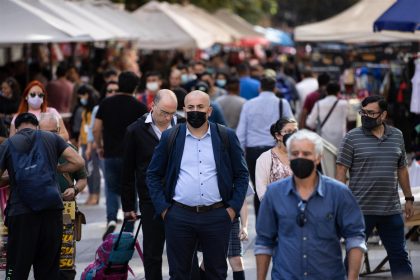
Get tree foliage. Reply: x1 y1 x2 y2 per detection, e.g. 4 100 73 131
273 0 359 27
116 0 359 26
116 0 277 24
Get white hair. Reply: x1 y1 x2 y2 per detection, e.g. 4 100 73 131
39 112 60 129
286 129 323 157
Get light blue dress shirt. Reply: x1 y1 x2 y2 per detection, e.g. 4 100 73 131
173 125 222 206
236 91 294 149
255 174 366 279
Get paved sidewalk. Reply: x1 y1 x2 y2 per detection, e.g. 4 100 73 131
1 191 419 279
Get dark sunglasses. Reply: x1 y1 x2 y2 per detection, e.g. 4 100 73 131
296 200 307 227
106 89 118 93
29 92 45 98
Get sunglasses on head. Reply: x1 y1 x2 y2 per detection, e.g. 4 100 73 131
29 92 45 98
296 200 307 227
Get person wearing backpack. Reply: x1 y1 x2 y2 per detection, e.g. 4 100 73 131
39 113 88 280
0 112 84 280
147 90 249 279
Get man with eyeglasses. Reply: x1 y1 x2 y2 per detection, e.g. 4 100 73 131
336 95 414 279
121 89 182 280
255 129 366 280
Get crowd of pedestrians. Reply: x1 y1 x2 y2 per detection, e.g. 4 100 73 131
0 52 417 280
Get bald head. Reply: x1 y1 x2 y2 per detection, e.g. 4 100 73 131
154 89 178 105
184 90 210 107
151 89 178 128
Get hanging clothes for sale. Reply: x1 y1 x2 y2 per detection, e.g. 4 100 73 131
410 58 420 114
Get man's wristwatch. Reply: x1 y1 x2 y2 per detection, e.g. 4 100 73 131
73 186 80 196
405 196 415 202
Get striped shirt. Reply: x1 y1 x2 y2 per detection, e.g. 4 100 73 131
336 124 406 215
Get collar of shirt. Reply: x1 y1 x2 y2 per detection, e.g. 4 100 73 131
186 123 211 139
145 112 175 139
323 95 338 101
145 112 154 124
285 172 325 199
259 91 276 98
362 123 392 139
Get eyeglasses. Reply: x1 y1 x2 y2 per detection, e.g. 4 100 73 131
29 92 45 98
106 89 118 93
279 129 298 136
358 109 382 118
296 200 307 227
155 105 176 118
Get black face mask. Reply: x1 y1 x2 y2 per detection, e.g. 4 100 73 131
282 133 295 147
186 111 207 128
361 115 381 130
290 158 315 179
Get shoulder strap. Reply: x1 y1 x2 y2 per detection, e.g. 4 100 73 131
167 124 181 155
278 98 283 119
320 100 339 129
216 123 230 151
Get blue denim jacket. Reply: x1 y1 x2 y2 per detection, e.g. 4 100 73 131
255 174 366 280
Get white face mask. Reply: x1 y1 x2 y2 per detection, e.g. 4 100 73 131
146 82 159 92
27 95 43 109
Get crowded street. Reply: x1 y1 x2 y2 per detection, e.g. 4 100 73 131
1 189 419 279
2 0 420 279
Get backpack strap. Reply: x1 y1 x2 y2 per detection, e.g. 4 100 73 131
320 99 339 129
167 123 181 156
215 123 230 151
167 123 230 156
278 98 283 119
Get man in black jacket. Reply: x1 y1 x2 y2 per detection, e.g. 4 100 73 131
121 89 180 280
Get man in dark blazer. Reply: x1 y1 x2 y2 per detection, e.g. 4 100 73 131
147 90 249 280
122 89 181 280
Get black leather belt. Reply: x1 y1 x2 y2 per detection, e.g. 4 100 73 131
173 201 225 213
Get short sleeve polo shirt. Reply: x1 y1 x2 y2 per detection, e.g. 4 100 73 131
337 124 407 215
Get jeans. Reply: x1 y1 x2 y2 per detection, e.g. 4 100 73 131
104 157 123 223
103 157 136 232
81 144 101 195
364 214 413 279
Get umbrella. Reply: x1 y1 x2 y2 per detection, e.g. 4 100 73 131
374 0 420 32
0 0 90 44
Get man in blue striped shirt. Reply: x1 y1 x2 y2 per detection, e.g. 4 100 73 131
255 130 366 280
